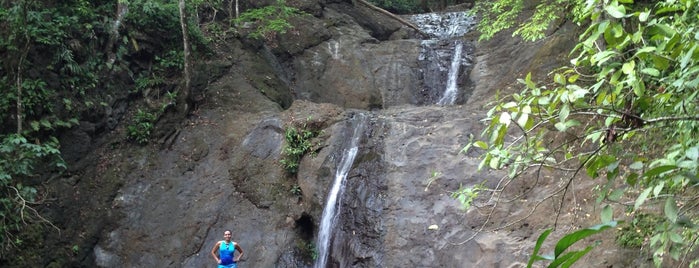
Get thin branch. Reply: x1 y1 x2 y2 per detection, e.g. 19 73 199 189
554 144 606 229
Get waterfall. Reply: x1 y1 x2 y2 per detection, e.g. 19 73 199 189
314 114 367 268
437 41 463 105
408 11 475 105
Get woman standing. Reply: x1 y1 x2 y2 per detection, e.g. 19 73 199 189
211 230 244 268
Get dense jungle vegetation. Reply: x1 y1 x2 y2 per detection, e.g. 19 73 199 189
0 0 285 264
465 0 699 267
0 0 468 266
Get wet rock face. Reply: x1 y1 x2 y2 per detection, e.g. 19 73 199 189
416 39 475 105
285 7 477 110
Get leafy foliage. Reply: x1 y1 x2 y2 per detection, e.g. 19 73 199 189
467 0 699 266
616 213 662 248
0 0 215 259
280 120 322 175
471 0 587 41
233 0 303 42
296 239 319 261
290 184 303 196
127 109 157 145
0 134 64 253
527 221 618 268
451 182 485 209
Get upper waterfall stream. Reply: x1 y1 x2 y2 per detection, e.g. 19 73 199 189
409 11 475 105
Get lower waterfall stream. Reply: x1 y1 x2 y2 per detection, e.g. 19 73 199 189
314 114 368 268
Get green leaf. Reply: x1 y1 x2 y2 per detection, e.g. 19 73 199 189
549 245 596 268
622 61 635 74
640 68 660 77
653 181 665 197
687 146 699 161
554 221 617 257
635 187 652 211
664 197 678 223
601 204 613 223
608 189 624 201
639 10 650 22
517 110 530 129
644 165 677 178
526 228 552 268
559 104 570 121
680 44 697 70
629 161 644 170
499 112 511 126
605 3 626 19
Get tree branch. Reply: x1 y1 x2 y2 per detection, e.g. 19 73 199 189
354 0 429 38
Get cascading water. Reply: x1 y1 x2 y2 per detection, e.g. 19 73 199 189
408 11 475 105
314 114 367 268
437 41 463 105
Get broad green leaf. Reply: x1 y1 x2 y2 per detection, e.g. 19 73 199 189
634 46 656 56
669 232 684 244
524 72 536 90
678 160 697 169
680 44 697 70
608 189 624 201
653 181 665 197
499 112 511 126
605 3 626 19
601 204 613 223
635 187 652 210
626 172 639 186
665 197 678 223
560 104 570 121
647 23 676 38
687 146 699 161
629 161 644 170
549 245 596 268
568 74 579 83
644 165 677 178
526 229 552 268
592 51 617 66
490 156 500 169
622 61 635 74
656 6 682 16
554 221 617 257
555 122 567 132
517 111 530 129
639 10 650 22
641 68 660 76
474 141 488 149
502 101 518 109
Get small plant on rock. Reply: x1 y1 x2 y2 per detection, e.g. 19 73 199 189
127 109 157 145
280 119 321 174
290 184 302 196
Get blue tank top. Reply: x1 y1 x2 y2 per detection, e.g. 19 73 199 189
219 241 236 265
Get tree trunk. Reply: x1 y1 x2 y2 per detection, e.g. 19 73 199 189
178 0 193 114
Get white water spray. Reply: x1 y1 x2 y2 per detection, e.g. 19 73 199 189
314 115 366 268
437 41 463 105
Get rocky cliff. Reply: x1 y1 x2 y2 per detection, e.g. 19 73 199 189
40 0 642 267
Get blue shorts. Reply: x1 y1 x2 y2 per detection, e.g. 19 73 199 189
218 262 237 268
